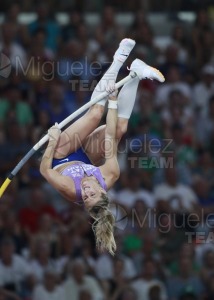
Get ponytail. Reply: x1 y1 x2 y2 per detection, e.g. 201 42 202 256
89 194 116 255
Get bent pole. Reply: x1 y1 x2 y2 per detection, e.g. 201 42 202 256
0 72 137 198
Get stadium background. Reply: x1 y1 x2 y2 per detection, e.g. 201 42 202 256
0 0 214 299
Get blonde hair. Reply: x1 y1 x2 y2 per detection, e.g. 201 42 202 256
89 193 116 256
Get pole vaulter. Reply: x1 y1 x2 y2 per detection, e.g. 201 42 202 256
0 72 137 198
0 37 165 254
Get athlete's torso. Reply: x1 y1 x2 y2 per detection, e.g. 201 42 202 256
55 161 107 203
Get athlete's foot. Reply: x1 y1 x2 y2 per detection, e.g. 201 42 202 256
130 58 165 82
113 38 136 63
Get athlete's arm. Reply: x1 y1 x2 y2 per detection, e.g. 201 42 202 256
40 125 75 200
100 92 120 188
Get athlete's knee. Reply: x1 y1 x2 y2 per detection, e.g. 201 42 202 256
88 104 104 122
116 119 128 139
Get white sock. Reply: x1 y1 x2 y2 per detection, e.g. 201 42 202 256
117 76 140 119
90 60 123 106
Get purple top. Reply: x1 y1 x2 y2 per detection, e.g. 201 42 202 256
61 163 107 202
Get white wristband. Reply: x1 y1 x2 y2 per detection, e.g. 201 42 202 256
108 100 118 109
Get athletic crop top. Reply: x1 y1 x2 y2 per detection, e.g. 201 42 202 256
61 163 107 202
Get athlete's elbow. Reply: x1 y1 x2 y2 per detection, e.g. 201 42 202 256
112 168 120 182
115 170 120 181
40 157 52 176
40 168 46 179
40 163 48 178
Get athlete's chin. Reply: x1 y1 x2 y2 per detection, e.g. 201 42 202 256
82 183 91 189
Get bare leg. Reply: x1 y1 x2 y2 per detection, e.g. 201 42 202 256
82 59 165 164
83 74 140 164
53 52 129 159
53 104 104 159
83 118 128 165
53 39 136 159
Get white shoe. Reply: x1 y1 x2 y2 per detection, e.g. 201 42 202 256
130 58 165 82
114 38 136 63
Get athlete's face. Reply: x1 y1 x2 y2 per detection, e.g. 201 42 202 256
81 177 106 209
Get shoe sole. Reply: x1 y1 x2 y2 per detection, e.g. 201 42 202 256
119 39 136 50
131 59 165 82
150 67 165 82
115 39 136 62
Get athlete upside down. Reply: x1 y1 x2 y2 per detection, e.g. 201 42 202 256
40 38 165 255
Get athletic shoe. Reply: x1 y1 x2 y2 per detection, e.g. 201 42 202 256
130 58 165 82
114 38 136 63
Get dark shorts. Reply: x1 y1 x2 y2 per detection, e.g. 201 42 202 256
52 147 91 169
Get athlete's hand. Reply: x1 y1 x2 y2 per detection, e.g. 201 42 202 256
108 89 118 101
48 123 61 142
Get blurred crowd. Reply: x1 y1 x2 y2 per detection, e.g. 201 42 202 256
0 2 214 300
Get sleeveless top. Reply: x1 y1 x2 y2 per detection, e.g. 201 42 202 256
61 163 107 203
